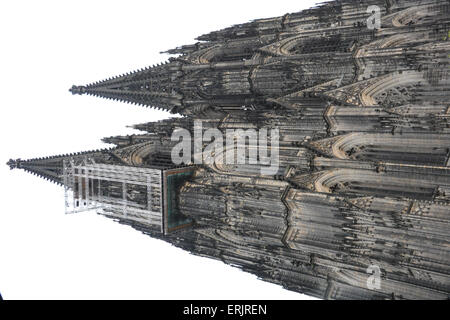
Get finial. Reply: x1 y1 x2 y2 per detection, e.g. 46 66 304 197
7 159 21 170
69 85 87 95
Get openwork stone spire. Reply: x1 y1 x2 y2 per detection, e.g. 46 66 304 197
70 62 184 113
7 149 115 185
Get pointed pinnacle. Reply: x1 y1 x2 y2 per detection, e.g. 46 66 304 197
7 159 22 170
69 85 87 95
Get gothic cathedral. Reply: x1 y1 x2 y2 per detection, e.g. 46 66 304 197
8 0 450 300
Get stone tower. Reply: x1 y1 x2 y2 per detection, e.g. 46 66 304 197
9 0 450 300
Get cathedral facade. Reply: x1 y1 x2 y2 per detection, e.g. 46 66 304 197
8 0 450 300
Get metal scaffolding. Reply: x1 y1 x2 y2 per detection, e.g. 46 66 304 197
63 158 163 230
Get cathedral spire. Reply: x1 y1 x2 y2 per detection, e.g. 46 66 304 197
8 149 113 185
8 155 65 185
70 62 184 113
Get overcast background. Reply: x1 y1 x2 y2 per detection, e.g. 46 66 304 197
0 0 326 300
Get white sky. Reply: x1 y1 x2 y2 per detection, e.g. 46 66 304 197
0 0 326 300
